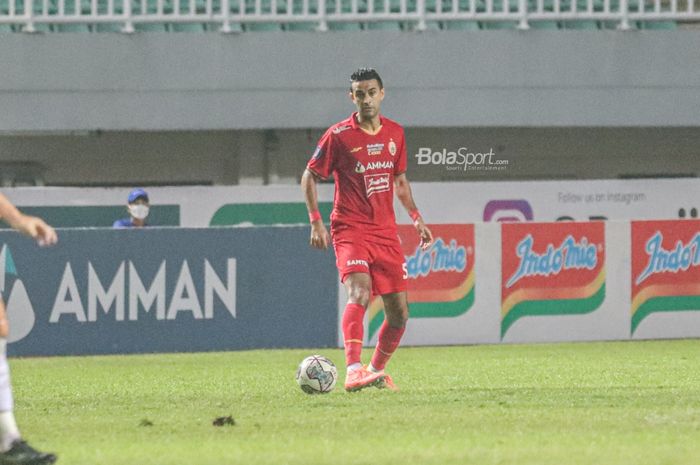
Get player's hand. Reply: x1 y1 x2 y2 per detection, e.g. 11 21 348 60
309 221 330 250
16 215 58 247
414 218 433 251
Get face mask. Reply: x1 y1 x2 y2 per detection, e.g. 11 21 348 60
129 204 150 220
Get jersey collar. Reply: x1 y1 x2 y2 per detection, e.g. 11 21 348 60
350 112 383 131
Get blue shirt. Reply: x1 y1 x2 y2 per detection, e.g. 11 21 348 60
113 218 148 229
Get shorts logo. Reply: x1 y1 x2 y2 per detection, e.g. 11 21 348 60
333 125 351 135
389 139 397 156
367 143 384 156
346 259 369 268
364 173 390 198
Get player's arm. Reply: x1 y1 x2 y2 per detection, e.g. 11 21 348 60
301 169 331 250
394 173 433 250
0 193 58 247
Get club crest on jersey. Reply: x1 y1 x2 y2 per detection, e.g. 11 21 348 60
333 125 351 135
364 173 390 198
355 161 366 174
389 139 397 156
366 143 384 156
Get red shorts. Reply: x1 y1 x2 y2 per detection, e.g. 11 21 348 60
333 237 407 296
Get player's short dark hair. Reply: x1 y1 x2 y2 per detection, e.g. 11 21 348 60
350 68 383 90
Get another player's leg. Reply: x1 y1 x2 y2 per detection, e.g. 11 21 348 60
341 273 385 392
0 300 57 465
368 291 408 391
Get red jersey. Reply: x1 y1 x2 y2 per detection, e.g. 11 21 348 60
307 112 407 245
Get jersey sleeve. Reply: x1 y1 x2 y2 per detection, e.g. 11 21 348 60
394 128 407 175
306 128 336 179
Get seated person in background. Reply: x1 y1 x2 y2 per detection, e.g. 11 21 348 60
113 189 150 229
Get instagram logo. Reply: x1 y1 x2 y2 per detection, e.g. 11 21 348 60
483 200 534 222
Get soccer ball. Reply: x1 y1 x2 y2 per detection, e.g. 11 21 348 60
296 355 338 394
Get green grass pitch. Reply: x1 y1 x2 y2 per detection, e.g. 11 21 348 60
10 340 700 465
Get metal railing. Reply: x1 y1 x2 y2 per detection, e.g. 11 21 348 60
0 0 696 32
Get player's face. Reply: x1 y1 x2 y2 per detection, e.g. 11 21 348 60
350 80 384 120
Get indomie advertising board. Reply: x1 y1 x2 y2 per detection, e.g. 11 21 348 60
501 222 607 342
631 220 700 338
365 224 475 345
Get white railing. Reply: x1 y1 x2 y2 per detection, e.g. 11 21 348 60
0 0 697 32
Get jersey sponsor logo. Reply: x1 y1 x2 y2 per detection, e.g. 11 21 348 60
350 146 363 153
364 173 391 198
355 160 394 174
366 143 384 156
333 125 351 135
346 259 369 268
389 139 397 156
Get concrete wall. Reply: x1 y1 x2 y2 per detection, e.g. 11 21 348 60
1 31 700 131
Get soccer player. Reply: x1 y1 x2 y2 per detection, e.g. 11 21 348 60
302 68 433 392
0 193 58 464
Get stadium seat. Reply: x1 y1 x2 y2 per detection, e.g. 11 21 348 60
481 0 518 29
52 0 92 32
326 0 365 30
168 0 207 31
639 20 677 29
131 0 170 31
242 0 284 31
528 20 558 28
366 0 403 29
440 0 481 30
286 0 320 30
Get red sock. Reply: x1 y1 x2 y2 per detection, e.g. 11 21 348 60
370 321 405 371
342 303 366 367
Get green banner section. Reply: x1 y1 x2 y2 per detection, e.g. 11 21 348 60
1 206 180 228
501 284 606 339
632 295 700 334
209 202 333 226
369 287 476 340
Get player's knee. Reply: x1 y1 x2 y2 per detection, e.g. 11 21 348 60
347 286 371 307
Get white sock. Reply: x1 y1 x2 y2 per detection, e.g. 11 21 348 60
346 362 362 373
0 339 19 452
368 363 382 373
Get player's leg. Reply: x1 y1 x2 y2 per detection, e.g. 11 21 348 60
341 272 371 371
341 272 386 392
0 299 57 464
367 242 409 390
369 291 408 374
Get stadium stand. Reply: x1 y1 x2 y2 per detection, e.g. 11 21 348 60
0 0 695 32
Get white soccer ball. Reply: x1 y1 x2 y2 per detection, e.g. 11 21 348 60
296 355 338 394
